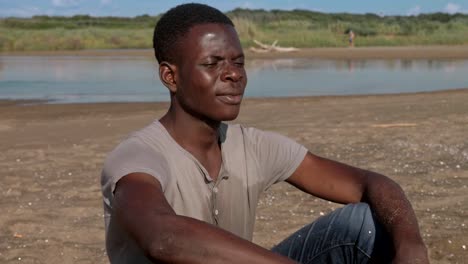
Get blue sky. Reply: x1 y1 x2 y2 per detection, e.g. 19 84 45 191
1 0 468 17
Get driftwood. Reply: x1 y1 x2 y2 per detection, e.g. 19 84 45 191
249 39 299 53
371 123 418 128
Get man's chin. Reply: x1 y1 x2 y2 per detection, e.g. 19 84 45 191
216 109 240 122
221 115 238 122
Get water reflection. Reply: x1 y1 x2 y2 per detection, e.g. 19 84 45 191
0 58 3 79
0 56 467 103
246 58 467 72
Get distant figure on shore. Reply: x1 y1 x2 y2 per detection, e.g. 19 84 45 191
349 30 355 47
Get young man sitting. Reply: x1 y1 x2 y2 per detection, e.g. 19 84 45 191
101 3 428 263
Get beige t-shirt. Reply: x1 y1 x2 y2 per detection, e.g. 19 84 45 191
101 120 308 263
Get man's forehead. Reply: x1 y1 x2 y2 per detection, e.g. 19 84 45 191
176 23 241 55
185 23 238 40
168 23 242 67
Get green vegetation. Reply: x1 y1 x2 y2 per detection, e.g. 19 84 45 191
0 15 156 51
1 10 468 51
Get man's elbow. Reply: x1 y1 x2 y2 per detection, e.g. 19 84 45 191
142 215 195 263
361 170 405 197
146 232 179 262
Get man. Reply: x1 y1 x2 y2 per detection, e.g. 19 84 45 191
101 3 428 263
349 30 355 47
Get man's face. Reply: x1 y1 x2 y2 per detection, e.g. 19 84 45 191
173 23 247 121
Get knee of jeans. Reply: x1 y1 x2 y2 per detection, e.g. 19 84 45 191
341 203 376 238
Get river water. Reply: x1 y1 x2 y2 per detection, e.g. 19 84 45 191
0 55 467 103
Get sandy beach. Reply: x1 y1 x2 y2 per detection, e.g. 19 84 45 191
0 47 468 263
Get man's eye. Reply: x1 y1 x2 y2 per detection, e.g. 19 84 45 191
233 59 245 66
203 62 218 66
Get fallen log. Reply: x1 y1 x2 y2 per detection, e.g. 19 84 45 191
249 39 299 53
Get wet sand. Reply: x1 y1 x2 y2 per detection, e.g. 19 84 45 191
3 46 468 60
0 87 467 263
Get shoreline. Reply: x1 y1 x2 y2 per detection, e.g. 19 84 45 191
2 46 468 59
1 87 468 108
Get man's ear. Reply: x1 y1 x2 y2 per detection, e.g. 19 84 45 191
159 62 177 93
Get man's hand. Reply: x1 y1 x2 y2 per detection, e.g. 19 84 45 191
393 241 429 264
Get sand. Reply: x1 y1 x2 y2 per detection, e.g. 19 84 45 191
1 47 468 263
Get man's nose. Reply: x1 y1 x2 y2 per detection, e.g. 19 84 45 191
221 63 244 82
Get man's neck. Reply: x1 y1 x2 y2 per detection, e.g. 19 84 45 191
159 108 221 153
159 102 225 181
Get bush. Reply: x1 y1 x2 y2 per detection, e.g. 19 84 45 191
1 10 467 51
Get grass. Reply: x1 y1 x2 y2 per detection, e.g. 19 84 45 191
0 28 152 51
1 10 468 51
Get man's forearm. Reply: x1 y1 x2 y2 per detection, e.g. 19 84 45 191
362 170 427 254
142 214 296 264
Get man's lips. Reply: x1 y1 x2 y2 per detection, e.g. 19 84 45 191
216 94 243 105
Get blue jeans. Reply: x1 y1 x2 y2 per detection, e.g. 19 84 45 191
272 203 393 263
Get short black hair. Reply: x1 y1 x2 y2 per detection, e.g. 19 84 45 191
153 3 235 64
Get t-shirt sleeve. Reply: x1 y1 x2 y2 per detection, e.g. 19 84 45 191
101 136 170 208
243 127 308 190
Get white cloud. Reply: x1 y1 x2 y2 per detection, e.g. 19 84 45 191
101 0 112 5
52 0 81 7
0 6 41 17
241 2 253 9
444 3 461 14
407 5 421 16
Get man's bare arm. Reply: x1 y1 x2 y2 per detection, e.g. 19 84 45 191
113 172 296 264
286 152 429 263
